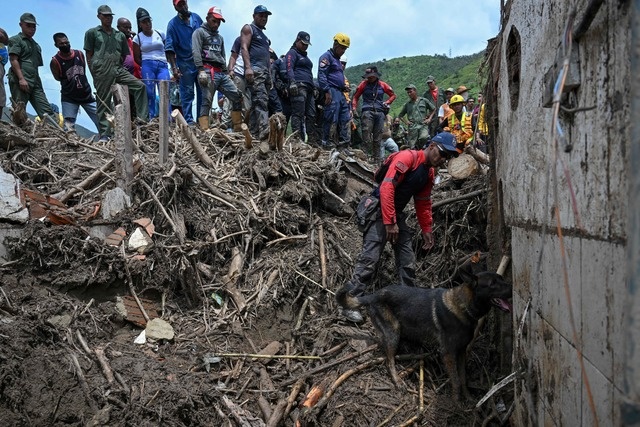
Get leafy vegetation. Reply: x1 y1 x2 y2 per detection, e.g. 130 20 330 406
344 51 485 117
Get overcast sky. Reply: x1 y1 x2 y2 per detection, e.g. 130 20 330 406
2 0 500 130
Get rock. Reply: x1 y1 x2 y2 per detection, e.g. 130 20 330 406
134 330 146 344
101 187 131 219
128 227 154 254
145 318 174 341
47 314 72 329
0 167 28 223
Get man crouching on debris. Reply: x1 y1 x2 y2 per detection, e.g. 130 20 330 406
337 132 459 323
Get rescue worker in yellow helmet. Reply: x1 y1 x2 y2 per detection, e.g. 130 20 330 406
439 94 474 150
317 33 351 150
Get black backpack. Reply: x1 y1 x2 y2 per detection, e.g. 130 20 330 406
373 150 417 184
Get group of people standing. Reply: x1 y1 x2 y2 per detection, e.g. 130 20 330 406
1 7 154 141
0 1 356 148
1 2 488 159
392 77 488 154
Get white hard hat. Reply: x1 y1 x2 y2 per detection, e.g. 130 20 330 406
340 55 348 63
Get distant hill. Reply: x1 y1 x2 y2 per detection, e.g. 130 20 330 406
344 51 485 117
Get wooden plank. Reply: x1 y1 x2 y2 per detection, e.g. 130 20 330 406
159 80 169 164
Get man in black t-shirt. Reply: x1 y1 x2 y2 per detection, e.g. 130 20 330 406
49 33 100 133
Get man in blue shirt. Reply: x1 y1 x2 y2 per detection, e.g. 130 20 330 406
165 0 203 125
317 33 350 151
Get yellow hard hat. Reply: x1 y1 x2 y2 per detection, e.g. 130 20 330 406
449 94 465 105
333 33 350 48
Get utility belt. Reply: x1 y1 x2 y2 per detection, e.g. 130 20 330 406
203 63 223 79
362 106 389 114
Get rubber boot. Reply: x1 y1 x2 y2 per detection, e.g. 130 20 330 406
198 115 210 131
231 110 244 132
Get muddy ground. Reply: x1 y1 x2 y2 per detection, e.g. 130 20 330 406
0 119 513 426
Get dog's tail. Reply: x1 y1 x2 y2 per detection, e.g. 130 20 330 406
335 287 376 309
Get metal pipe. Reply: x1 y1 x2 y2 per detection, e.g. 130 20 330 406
573 0 605 41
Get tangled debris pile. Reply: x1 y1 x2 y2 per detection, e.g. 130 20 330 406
0 118 511 426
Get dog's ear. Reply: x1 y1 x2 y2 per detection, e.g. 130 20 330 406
458 267 478 287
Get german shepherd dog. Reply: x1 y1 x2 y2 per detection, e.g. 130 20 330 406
336 270 511 400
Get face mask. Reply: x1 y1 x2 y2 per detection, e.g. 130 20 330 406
59 45 71 54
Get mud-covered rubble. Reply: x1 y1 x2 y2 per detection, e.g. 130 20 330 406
0 118 512 426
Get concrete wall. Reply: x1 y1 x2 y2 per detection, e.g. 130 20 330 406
493 0 631 424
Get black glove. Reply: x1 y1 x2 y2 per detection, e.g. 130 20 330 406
288 82 299 97
198 70 209 87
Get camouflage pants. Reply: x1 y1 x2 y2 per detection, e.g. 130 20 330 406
247 68 270 139
344 212 416 298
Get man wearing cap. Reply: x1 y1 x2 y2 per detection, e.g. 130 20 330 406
456 85 471 101
423 75 446 137
7 13 55 122
336 132 459 323
351 66 396 163
240 5 273 140
440 94 473 147
437 87 456 125
50 33 100 133
398 84 434 149
284 31 315 143
165 0 204 125
191 6 242 131
84 5 148 140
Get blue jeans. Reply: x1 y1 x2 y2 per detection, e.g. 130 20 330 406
141 59 170 118
322 87 350 144
177 61 202 124
61 100 100 133
200 69 242 117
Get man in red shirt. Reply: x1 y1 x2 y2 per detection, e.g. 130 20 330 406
336 132 459 323
352 66 396 163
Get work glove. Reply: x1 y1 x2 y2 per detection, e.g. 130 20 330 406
288 82 299 97
198 70 209 87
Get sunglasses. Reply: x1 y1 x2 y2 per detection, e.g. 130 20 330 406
435 143 453 160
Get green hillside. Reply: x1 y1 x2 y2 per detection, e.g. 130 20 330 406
344 51 485 117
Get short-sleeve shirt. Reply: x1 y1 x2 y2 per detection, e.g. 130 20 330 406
8 32 43 82
83 26 130 76
165 13 203 63
134 30 167 62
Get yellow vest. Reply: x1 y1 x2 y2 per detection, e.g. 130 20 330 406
343 77 351 103
449 112 474 144
478 104 488 134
